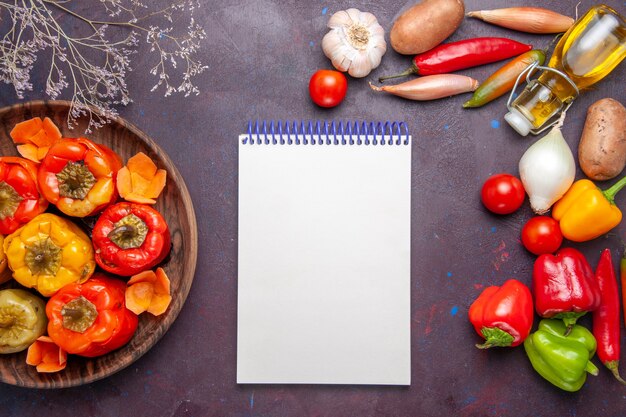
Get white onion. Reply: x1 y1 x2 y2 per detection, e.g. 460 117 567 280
518 125 575 214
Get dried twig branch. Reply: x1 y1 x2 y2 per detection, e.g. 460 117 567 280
0 0 207 131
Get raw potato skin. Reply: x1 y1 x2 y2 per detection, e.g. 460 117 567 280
578 98 626 181
390 0 465 55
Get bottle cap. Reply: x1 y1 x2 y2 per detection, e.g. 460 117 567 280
505 109 532 136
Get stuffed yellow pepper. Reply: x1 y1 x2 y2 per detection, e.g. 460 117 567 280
3 213 95 296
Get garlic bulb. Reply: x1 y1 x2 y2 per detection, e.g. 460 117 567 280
322 9 387 78
518 125 576 214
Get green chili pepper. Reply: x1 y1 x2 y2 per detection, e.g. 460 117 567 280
463 49 546 108
524 319 599 392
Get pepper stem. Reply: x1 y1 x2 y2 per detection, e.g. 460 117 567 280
605 361 626 385
56 161 97 200
476 326 514 349
61 296 98 333
108 224 137 242
378 65 418 83
107 214 148 249
554 312 585 335
585 360 599 376
0 182 23 220
0 317 15 328
25 238 62 276
602 174 626 204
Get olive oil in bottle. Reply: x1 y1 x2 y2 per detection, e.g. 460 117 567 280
505 5 626 136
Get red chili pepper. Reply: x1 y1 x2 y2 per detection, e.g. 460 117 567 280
533 247 601 334
91 202 171 276
622 251 626 331
379 37 533 82
592 249 626 384
468 279 534 348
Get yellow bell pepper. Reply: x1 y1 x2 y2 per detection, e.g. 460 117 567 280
3 213 96 297
552 177 626 242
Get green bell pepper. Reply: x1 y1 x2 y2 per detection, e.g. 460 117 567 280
524 319 599 392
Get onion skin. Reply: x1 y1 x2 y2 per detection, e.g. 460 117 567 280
369 74 479 101
518 126 576 214
467 7 574 34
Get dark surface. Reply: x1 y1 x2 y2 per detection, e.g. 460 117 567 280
1 0 625 416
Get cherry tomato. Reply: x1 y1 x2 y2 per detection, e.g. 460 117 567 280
481 173 525 214
309 70 347 108
521 216 563 255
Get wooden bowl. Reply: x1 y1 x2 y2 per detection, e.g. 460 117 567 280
0 101 197 388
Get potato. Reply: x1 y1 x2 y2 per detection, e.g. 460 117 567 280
578 98 626 181
390 0 465 55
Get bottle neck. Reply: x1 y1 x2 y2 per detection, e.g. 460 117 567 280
537 70 578 103
508 69 576 131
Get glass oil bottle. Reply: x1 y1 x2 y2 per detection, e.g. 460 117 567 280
505 4 626 136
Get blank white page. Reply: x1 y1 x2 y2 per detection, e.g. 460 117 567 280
237 133 411 385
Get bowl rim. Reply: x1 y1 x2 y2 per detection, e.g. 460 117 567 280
0 100 198 388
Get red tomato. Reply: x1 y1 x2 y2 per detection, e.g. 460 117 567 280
309 70 347 108
481 173 525 214
521 216 563 255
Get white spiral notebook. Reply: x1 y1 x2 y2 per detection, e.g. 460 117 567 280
237 121 411 385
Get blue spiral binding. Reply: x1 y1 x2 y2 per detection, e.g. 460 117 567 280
243 120 410 146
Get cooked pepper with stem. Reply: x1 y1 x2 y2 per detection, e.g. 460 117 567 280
3 213 96 297
463 50 546 108
0 156 48 234
468 279 533 348
0 289 47 354
552 176 626 242
378 37 533 82
524 319 599 392
46 274 138 357
92 202 171 276
533 247 600 334
37 137 122 217
593 249 626 384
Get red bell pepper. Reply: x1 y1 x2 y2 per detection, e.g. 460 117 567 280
379 37 533 82
0 157 48 234
468 279 534 348
37 137 122 217
533 247 601 333
46 274 138 357
592 249 626 384
91 202 171 276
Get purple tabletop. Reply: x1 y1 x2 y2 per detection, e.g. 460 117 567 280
1 0 626 416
